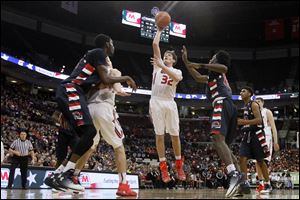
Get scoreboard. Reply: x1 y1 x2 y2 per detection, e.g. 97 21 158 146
140 16 169 43
122 9 186 43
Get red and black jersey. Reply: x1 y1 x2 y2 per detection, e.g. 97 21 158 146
61 48 107 93
242 100 264 131
206 71 232 103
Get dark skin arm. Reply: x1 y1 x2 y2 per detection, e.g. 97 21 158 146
181 45 209 83
238 102 262 125
96 65 137 91
181 45 228 74
186 67 209 83
200 63 227 74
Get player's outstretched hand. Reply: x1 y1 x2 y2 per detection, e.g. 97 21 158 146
150 57 164 68
181 45 189 64
125 76 137 92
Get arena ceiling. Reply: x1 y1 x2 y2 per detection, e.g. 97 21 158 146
2 1 299 47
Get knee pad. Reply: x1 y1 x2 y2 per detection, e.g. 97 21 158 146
74 125 97 156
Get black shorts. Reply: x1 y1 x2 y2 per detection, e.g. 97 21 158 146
56 128 79 162
55 83 93 128
210 98 238 145
239 131 266 161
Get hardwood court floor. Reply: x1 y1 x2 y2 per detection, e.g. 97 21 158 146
1 188 299 199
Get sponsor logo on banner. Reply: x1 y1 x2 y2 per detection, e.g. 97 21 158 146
35 66 55 77
170 22 186 38
1 168 9 187
122 10 141 28
79 172 91 187
1 167 139 189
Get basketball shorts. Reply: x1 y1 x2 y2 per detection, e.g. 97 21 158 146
88 102 124 149
210 98 238 145
149 98 179 136
239 130 269 161
56 83 94 128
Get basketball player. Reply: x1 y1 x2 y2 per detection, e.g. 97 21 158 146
54 33 137 191
87 56 137 196
149 27 185 183
255 97 280 194
237 87 271 196
181 46 243 198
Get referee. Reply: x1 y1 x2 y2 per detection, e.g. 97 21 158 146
7 131 36 189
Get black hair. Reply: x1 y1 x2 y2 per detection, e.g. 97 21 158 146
94 34 111 48
242 86 254 97
215 50 231 67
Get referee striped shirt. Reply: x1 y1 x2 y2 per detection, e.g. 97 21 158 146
10 139 33 156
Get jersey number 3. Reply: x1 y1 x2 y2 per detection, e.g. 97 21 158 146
161 75 173 86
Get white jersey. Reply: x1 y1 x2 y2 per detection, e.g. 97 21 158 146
151 67 182 100
88 87 115 106
261 108 272 136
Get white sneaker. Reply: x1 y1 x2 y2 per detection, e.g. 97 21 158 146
225 171 243 198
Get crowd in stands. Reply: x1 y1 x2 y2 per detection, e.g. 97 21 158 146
1 81 299 189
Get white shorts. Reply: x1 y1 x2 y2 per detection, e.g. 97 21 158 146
149 98 179 136
264 128 273 162
88 102 124 149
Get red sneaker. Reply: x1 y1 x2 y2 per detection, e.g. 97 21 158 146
116 181 137 196
160 161 171 183
175 159 186 181
256 183 264 193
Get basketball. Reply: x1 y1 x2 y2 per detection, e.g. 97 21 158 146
155 11 171 30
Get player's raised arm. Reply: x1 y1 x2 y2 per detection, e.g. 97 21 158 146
152 29 163 60
182 46 228 74
181 46 208 83
199 63 228 74
152 29 163 71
